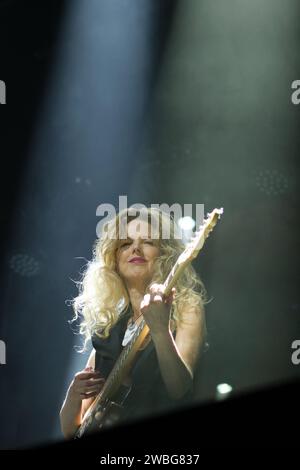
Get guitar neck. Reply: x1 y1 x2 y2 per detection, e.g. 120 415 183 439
163 258 187 295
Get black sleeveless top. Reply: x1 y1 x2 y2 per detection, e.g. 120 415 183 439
91 306 193 422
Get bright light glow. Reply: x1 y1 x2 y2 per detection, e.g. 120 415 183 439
178 216 195 231
216 383 233 395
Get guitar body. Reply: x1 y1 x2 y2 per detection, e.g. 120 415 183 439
77 401 124 437
75 384 131 438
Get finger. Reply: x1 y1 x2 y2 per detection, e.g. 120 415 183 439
166 287 176 298
83 366 99 375
83 384 104 394
149 283 159 291
165 290 175 301
80 390 100 399
164 287 175 296
150 284 165 295
165 295 174 305
150 288 171 302
79 380 104 394
153 294 163 302
85 378 105 388
140 295 150 310
80 371 102 380
76 371 101 380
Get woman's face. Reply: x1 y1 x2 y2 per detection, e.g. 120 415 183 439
116 218 160 289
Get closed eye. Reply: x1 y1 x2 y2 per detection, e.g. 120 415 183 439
120 242 131 248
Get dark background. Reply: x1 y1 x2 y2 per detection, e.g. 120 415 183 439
0 0 299 449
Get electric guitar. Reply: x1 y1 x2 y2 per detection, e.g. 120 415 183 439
75 207 224 438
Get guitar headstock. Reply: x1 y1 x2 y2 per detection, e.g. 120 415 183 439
177 208 223 265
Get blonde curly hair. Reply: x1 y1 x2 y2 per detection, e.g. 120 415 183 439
72 207 207 351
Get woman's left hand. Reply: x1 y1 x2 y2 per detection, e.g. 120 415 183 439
140 283 176 336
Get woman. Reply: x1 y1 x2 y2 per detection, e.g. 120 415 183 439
60 207 207 439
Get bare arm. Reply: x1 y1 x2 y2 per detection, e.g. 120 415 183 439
151 305 205 400
59 350 104 439
140 284 205 401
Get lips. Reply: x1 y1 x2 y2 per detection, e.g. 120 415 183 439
129 257 146 263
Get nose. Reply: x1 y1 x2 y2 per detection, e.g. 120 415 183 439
131 238 143 254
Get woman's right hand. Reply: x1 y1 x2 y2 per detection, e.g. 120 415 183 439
69 366 105 401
